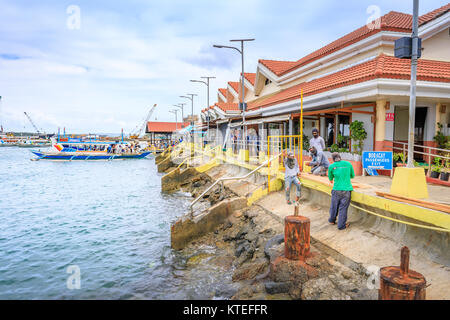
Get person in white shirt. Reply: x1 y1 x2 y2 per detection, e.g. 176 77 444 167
309 128 325 152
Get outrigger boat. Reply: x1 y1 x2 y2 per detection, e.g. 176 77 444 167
31 137 151 161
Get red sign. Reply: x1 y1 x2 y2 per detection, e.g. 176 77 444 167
385 113 394 121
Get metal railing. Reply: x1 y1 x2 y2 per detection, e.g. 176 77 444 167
384 140 450 175
188 152 282 217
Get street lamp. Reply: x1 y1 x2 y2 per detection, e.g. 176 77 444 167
169 109 179 130
190 77 215 141
173 103 185 122
213 38 254 150
180 94 198 158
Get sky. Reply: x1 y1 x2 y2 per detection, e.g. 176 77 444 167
0 0 447 134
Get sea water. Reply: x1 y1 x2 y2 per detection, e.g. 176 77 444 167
0 147 232 299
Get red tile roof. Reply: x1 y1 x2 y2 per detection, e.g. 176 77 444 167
260 4 450 77
147 121 189 133
419 3 450 25
243 73 256 86
259 59 297 76
214 102 239 112
228 81 240 93
249 54 450 110
218 88 227 98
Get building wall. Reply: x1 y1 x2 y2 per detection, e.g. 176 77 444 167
421 27 450 62
352 107 374 152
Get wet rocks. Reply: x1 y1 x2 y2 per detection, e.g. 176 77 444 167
264 281 290 295
232 259 268 281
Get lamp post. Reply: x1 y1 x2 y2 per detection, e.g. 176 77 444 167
173 103 185 122
190 77 215 142
180 94 198 158
169 109 179 130
213 39 254 151
407 0 419 168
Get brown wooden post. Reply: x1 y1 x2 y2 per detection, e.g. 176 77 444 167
284 215 310 260
379 246 426 300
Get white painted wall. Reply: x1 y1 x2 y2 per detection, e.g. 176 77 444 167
352 107 373 151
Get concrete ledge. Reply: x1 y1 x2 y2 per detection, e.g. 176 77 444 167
171 197 247 250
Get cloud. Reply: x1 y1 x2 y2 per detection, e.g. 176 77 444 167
0 0 447 133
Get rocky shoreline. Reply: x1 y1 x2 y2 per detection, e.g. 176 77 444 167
174 172 377 300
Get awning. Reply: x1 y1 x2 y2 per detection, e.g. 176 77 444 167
228 114 290 127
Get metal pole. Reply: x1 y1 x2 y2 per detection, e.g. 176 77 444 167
241 40 246 150
407 0 419 168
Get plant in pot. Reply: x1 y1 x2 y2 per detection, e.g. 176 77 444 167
393 152 407 167
349 121 367 155
414 160 427 175
440 159 450 182
430 157 442 179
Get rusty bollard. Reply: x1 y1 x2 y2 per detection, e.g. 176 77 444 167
379 246 427 300
284 205 310 261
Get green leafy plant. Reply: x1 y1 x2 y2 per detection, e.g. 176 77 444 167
393 152 406 163
330 143 339 152
302 134 310 150
433 123 449 150
338 147 349 153
349 120 367 155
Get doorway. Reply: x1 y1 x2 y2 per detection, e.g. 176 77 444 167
393 106 428 161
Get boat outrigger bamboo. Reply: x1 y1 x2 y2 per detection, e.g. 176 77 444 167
31 137 151 161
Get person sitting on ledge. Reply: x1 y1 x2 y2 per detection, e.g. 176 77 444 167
283 150 301 205
307 146 329 176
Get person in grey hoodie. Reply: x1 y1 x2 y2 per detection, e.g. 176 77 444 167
307 146 330 176
283 150 301 205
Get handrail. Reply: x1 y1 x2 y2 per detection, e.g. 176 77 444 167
384 139 449 154
189 152 282 217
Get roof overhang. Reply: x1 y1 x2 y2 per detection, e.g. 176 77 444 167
247 79 450 118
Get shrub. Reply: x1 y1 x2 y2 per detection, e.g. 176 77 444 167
349 120 367 155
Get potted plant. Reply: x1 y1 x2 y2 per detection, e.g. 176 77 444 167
349 121 367 155
440 159 449 182
430 157 442 179
393 152 407 167
414 160 427 175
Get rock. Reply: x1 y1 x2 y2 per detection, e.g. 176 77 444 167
235 242 248 258
301 277 349 300
244 231 258 243
231 286 254 300
223 221 233 230
209 255 235 271
264 281 291 294
192 181 202 188
270 258 309 284
288 286 302 300
264 235 284 261
341 270 353 280
232 259 268 281
244 210 258 219
235 226 249 240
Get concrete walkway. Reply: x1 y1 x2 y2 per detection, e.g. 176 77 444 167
205 164 450 300
256 191 450 300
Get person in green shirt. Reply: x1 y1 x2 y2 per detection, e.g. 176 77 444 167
328 152 355 230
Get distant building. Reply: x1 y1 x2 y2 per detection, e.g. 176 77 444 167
146 121 189 144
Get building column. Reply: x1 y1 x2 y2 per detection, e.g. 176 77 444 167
375 99 387 151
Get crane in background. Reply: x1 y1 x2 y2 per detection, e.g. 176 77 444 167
129 104 157 139
24 112 43 134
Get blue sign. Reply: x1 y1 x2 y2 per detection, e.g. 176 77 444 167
362 151 393 170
